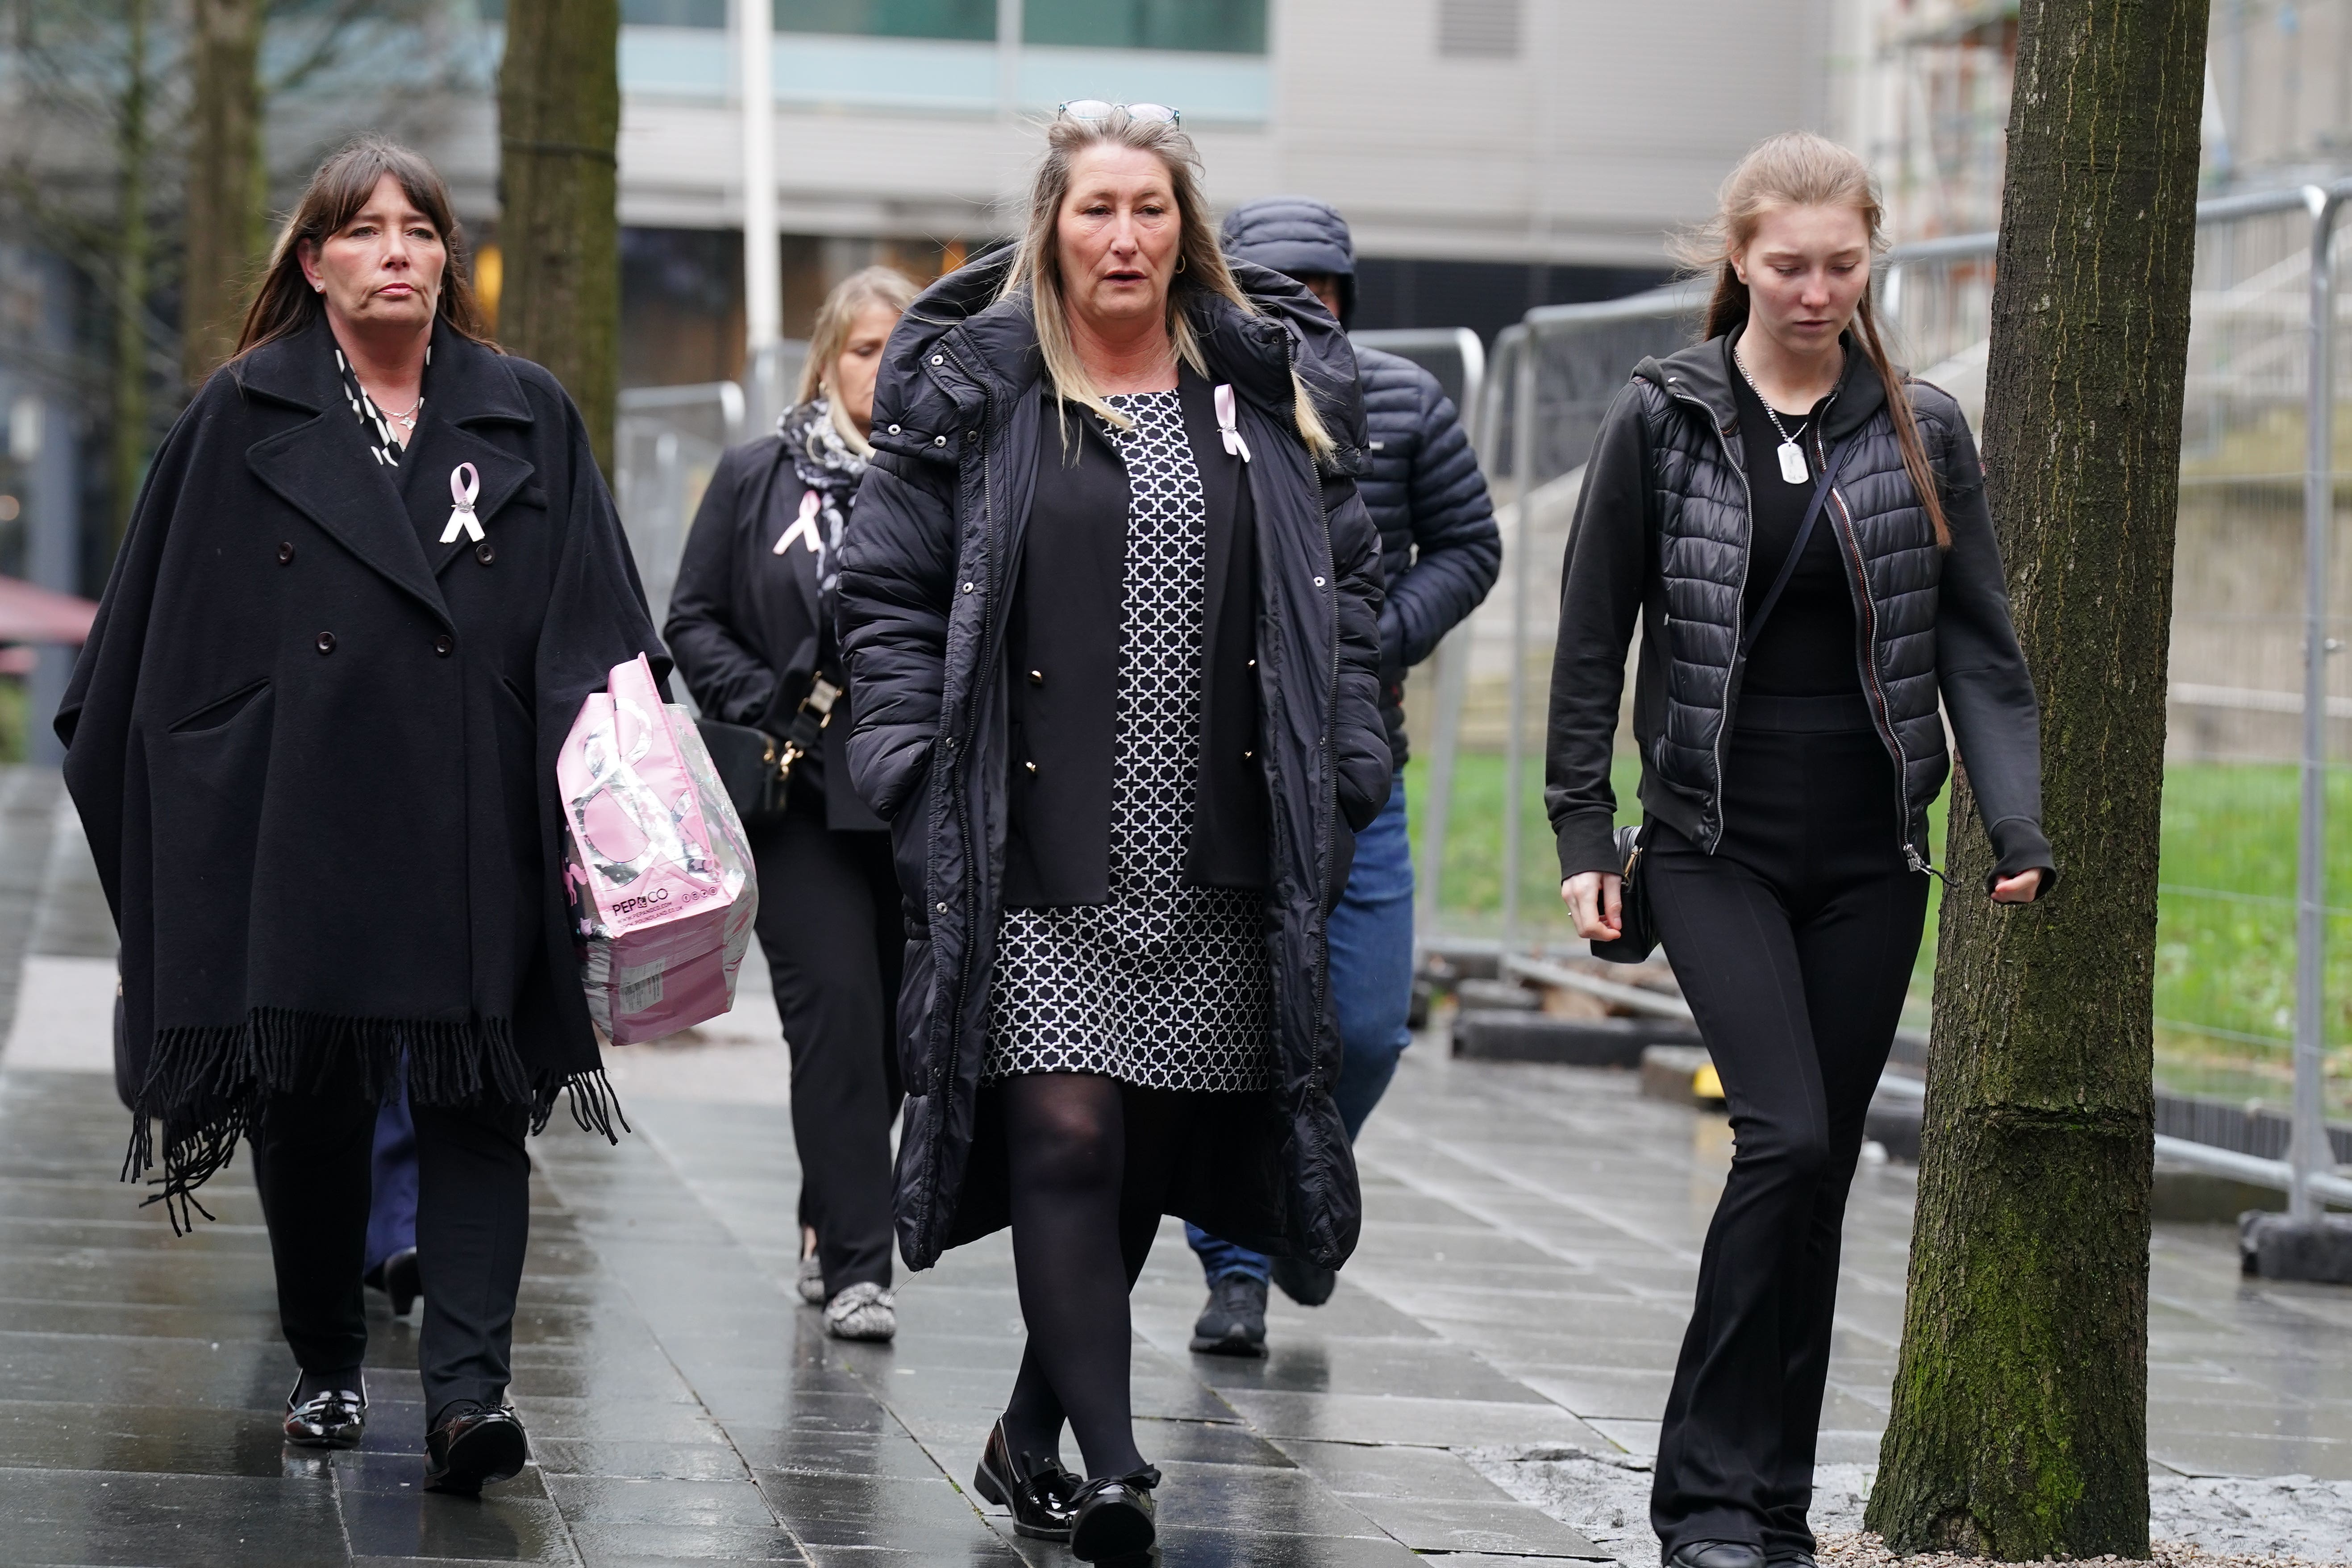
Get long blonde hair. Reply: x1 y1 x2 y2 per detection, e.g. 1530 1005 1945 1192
797 264 920 455
1674 131 1948 547
1001 108 1334 460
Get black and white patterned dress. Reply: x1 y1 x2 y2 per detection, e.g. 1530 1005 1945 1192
984 389 1275 1093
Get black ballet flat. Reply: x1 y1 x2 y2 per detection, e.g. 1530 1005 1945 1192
364 1247 421 1318
283 1378 366 1449
1670 1543 1766 1568
423 1400 529 1496
970 1418 1081 1540
1069 1464 1160 1563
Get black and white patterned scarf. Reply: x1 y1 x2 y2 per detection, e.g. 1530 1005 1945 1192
335 345 427 468
778 397 866 594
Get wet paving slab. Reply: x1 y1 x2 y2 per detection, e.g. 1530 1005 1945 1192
3 940 2351 1561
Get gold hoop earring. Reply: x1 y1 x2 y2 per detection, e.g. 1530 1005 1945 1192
1174 252 1187 275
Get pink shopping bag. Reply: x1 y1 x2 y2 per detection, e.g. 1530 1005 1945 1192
558 653 758 1044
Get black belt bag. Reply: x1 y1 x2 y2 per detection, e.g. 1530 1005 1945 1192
696 675 840 829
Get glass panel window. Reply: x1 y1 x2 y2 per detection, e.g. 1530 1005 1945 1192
774 0 995 40
624 0 726 24
1022 0 1267 54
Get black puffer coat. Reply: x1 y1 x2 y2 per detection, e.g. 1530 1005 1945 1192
1545 332 2055 890
1222 197 1502 767
835 250 1390 1271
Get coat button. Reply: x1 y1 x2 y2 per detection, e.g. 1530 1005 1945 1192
934 434 947 446
931 355 944 366
936 900 948 913
962 582 974 593
1023 760 1038 775
1313 576 1327 587
433 634 454 657
889 423 902 435
1246 658 1257 670
475 541 495 566
1028 669 1044 686
1242 749 1255 761
276 542 295 566
315 631 335 654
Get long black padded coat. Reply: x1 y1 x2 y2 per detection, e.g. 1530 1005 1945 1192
59 316 667 1219
834 251 1391 1272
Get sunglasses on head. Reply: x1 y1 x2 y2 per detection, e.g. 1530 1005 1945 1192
1058 100 1182 127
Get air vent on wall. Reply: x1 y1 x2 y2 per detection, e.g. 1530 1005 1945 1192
1438 0 1522 58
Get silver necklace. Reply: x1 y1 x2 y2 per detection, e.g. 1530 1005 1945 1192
1731 345 1823 485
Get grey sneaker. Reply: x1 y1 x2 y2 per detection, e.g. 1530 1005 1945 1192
824 1281 897 1341
796 1254 825 1305
1189 1273 1269 1357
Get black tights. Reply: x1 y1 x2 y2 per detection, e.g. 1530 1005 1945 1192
995 1073 1191 1480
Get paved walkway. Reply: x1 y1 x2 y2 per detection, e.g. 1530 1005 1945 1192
1 767 2348 1564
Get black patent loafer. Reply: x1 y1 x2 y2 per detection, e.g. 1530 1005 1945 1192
1069 1464 1159 1563
283 1379 366 1449
363 1247 421 1318
970 1418 1081 1541
1189 1273 1268 1357
1670 1542 1767 1568
423 1401 529 1495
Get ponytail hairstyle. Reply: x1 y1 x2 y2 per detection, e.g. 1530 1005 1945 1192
1001 106 1336 462
1673 131 1948 547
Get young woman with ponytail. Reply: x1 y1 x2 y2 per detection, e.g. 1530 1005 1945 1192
1543 132 2056 1568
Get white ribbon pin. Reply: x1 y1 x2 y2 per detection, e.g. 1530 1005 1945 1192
1214 383 1251 464
774 489 823 556
440 462 483 544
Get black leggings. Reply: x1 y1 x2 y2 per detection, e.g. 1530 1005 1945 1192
994 1074 1194 1480
248 1063 531 1425
1644 707 1928 1560
749 805 905 1296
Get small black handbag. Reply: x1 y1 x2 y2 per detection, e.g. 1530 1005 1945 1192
1588 823 1657 964
695 676 840 829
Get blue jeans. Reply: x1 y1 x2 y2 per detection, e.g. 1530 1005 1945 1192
1189 769 1414 1284
365 1082 419 1276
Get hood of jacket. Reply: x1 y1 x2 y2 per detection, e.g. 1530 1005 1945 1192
870 245 1369 475
1220 196 1357 324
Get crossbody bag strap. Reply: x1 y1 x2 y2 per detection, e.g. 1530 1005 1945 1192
1738 434 1861 659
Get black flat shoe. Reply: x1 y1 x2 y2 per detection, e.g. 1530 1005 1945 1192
1769 1554 1819 1568
364 1248 421 1318
970 1418 1081 1541
1069 1464 1159 1563
283 1377 366 1449
423 1400 529 1495
1670 1542 1766 1568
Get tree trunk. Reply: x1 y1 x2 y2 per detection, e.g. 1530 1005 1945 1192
495 0 621 472
182 0 266 384
1865 0 2209 1557
109 0 153 546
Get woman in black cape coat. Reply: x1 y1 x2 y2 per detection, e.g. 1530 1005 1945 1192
57 138 664 1493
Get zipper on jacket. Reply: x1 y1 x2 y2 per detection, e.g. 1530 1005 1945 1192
1812 422 1926 874
1284 329 1341 1100
1659 377 1752 853
931 340 994 1254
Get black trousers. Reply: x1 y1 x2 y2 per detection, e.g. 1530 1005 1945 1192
249 1064 531 1424
749 802 905 1296
1644 699 1929 1561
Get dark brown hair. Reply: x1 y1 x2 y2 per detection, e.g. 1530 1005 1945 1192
1676 131 1948 547
234 136 494 359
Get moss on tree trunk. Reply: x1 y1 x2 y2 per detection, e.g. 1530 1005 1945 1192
495 0 621 473
1864 0 2209 1556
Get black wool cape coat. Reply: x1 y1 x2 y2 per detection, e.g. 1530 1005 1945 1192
59 317 668 1218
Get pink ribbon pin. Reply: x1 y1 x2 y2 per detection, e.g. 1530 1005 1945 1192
440 462 483 544
1214 383 1251 463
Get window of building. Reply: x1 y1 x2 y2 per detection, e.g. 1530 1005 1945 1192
1437 0 1520 59
1023 0 1267 55
624 0 725 24
774 0 995 39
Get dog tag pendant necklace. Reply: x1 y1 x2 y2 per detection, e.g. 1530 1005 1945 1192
1732 345 1816 485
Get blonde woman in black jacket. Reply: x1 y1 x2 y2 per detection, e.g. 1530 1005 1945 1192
666 265 918 1341
1545 133 2054 1568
